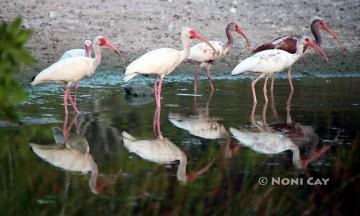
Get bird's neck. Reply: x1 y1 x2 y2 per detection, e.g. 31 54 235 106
311 23 322 46
180 36 191 60
225 26 234 48
89 158 99 194
93 42 102 67
177 153 188 183
291 146 302 169
295 41 306 56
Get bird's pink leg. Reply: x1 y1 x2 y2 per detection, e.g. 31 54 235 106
270 75 275 96
153 77 160 107
67 87 80 114
153 107 162 137
156 107 161 137
263 76 269 103
262 96 269 129
153 78 158 100
72 81 79 106
286 88 294 125
62 111 69 140
250 99 257 127
156 76 164 108
194 65 201 94
206 64 215 92
251 74 263 104
269 74 279 119
63 83 71 115
68 112 80 132
287 66 294 91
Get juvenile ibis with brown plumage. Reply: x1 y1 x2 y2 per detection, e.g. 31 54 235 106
231 35 329 103
187 22 250 91
253 17 346 91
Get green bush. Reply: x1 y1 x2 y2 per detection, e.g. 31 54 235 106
0 17 35 120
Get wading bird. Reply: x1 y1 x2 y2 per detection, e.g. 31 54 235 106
123 27 217 108
59 39 92 60
59 39 93 104
231 35 329 103
253 17 345 91
31 36 124 114
187 22 250 91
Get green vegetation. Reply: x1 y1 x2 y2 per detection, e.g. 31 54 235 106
0 17 35 120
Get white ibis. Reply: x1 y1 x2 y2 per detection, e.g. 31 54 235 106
187 22 250 91
253 17 346 91
59 39 93 60
231 35 329 103
59 39 92 102
123 27 217 108
59 40 93 105
31 36 124 114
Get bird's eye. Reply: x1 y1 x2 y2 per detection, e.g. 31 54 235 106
320 22 324 26
99 38 107 46
189 30 196 38
305 38 310 42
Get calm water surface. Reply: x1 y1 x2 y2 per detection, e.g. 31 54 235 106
0 77 359 215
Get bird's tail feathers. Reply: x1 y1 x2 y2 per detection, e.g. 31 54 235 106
122 131 136 141
123 73 137 81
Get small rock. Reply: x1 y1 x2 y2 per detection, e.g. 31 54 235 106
49 11 56 19
124 84 154 97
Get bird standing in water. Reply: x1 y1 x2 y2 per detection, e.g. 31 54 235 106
123 27 217 108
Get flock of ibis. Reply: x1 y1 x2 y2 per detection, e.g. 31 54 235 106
31 17 345 113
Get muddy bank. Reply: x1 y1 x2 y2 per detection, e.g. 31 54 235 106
1 0 359 82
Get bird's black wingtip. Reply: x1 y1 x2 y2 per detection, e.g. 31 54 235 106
31 75 36 82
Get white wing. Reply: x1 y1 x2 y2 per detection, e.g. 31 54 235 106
124 48 182 81
31 56 95 85
59 49 86 60
231 49 296 75
187 41 225 63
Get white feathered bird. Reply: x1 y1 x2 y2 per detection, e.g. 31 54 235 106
187 22 250 91
58 39 93 103
231 35 329 103
123 27 217 108
59 39 92 60
31 36 124 114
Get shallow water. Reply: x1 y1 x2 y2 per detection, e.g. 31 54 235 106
1 76 359 215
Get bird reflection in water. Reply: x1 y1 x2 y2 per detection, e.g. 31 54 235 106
30 113 116 194
230 89 338 168
169 91 240 158
122 107 212 183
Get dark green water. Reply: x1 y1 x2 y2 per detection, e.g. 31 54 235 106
0 77 359 215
